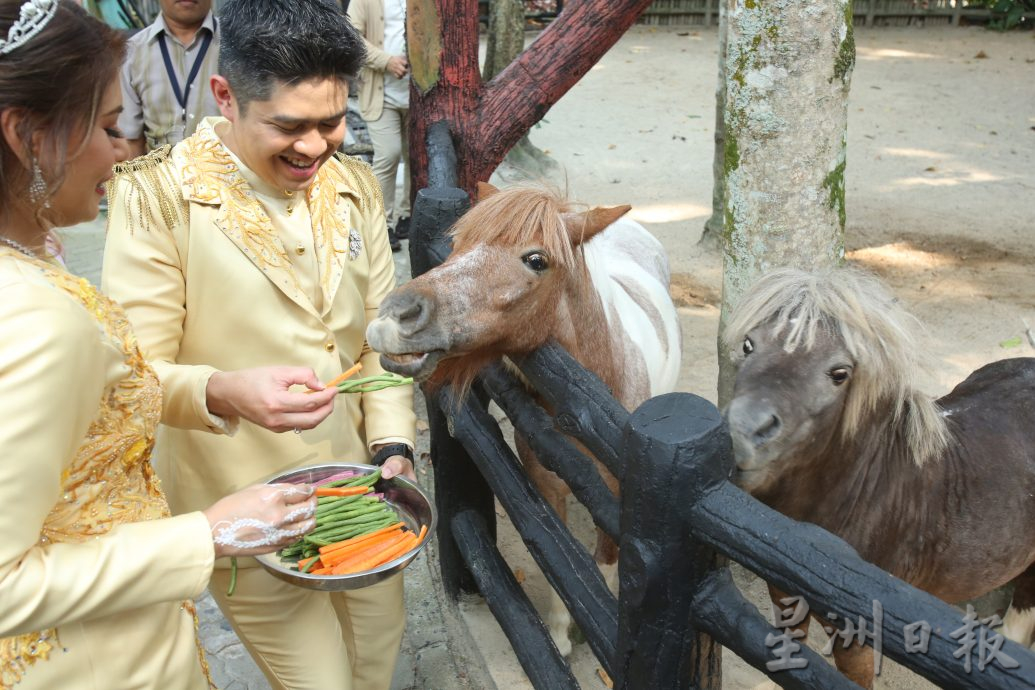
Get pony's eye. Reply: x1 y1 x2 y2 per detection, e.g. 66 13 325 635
522 252 549 272
742 337 754 355
828 368 851 386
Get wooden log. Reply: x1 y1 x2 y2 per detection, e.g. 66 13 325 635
690 483 1035 690
479 363 621 540
615 393 727 689
514 342 630 481
441 385 619 675
425 120 458 189
452 509 579 690
691 569 863 690
409 164 488 597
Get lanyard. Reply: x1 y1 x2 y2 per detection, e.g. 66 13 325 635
158 28 213 124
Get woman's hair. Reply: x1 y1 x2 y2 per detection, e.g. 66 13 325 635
0 0 125 215
218 0 364 112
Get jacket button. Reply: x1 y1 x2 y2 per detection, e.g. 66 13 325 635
325 341 336 352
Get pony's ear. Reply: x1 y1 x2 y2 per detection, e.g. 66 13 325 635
476 181 500 201
566 204 631 245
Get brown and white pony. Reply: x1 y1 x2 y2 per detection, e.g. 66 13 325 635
724 266 1035 687
366 182 681 654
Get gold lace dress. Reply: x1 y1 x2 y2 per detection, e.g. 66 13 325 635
0 249 214 690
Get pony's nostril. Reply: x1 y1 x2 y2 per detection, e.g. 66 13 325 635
752 415 781 446
393 293 431 333
398 301 422 323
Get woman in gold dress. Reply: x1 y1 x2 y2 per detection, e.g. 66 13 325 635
0 2 318 688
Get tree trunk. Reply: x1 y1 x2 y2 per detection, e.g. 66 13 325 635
483 0 525 81
699 1 727 251
716 0 855 405
483 0 559 181
407 0 654 197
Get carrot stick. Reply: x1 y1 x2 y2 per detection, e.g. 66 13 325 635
317 522 404 555
315 486 371 497
340 534 418 574
324 363 363 388
330 532 409 574
310 566 334 575
324 531 408 569
298 555 322 571
417 525 428 543
306 362 363 394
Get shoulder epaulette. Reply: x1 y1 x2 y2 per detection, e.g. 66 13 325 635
106 145 184 232
113 145 172 176
333 151 384 214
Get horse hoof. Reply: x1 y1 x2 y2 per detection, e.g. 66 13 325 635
550 629 573 657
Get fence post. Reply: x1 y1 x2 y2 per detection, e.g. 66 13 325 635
409 123 494 597
615 393 731 689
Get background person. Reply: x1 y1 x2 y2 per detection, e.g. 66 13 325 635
102 0 417 687
0 2 317 688
348 0 410 252
118 0 220 157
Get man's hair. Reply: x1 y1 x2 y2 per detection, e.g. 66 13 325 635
218 0 365 110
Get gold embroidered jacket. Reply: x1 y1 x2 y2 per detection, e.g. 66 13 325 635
0 252 214 690
102 119 416 558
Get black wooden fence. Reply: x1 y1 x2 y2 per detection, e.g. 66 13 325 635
408 128 1035 688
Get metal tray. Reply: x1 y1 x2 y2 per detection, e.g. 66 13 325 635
256 463 435 591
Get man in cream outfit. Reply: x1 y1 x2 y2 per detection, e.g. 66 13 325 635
102 0 416 687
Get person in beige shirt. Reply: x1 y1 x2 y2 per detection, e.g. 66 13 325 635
102 0 418 688
348 0 410 252
0 3 317 689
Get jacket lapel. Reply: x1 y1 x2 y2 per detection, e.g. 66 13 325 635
177 127 319 317
306 164 352 316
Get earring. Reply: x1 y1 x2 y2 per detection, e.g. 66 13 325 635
29 162 49 208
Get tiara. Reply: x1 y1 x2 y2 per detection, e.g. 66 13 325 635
0 0 59 56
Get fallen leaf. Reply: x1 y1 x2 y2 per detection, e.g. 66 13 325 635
1000 336 1023 349
608 144 617 149
513 568 526 584
677 31 689 36
924 166 937 172
416 419 429 432
975 50 988 59
597 668 614 688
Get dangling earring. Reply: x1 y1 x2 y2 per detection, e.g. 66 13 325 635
29 162 50 208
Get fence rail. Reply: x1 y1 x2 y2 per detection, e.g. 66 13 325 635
639 0 1008 26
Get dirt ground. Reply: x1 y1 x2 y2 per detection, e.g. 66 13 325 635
459 23 1035 690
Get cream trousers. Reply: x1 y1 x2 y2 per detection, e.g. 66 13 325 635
208 565 405 690
366 102 410 226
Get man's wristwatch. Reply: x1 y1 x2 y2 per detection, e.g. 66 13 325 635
370 443 414 467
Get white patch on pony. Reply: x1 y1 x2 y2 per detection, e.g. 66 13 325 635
547 588 573 657
582 217 681 396
1001 605 1035 647
436 244 490 316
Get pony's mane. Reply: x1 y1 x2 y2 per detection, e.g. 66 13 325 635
725 266 950 466
450 183 584 270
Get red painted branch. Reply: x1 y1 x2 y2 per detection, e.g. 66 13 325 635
464 0 656 185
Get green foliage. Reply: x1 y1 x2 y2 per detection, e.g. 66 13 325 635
973 0 1035 30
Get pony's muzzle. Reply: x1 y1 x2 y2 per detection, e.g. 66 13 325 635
726 397 782 468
